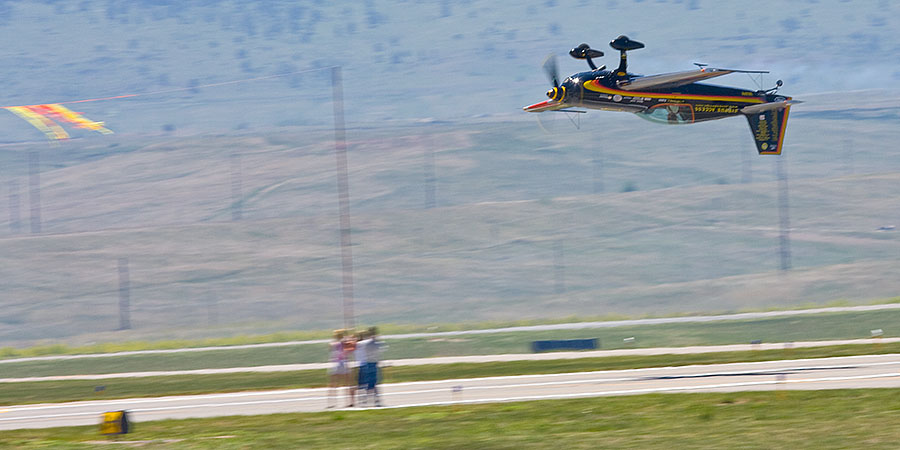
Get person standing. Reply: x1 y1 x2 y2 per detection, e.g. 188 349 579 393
326 329 349 408
359 326 386 407
353 330 369 405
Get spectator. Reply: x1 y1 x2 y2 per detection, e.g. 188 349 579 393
357 326 386 407
343 330 359 407
326 329 350 408
353 329 369 405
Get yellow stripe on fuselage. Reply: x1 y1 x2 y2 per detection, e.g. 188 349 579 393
583 80 765 104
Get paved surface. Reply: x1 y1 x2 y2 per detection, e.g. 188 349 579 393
4 353 900 430
2 338 898 383
4 302 900 365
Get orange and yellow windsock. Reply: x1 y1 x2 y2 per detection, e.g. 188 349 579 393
5 106 69 140
4 103 112 141
38 104 113 134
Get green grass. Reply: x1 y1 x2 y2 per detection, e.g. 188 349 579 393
4 342 898 406
5 389 900 449
4 297 898 359
4 308 900 378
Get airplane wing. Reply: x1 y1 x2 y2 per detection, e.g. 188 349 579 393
617 68 763 91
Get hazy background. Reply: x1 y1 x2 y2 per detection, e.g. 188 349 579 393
0 0 898 347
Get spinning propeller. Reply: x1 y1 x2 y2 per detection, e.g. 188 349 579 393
542 54 564 101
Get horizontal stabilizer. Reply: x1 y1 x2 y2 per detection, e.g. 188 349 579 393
741 99 800 115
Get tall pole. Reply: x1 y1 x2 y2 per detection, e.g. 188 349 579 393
117 257 132 330
424 143 436 209
28 151 41 234
776 156 792 271
332 66 356 330
230 151 243 221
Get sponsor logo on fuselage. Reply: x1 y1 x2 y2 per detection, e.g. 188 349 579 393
695 104 740 114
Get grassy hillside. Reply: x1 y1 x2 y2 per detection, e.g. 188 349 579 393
1 105 899 346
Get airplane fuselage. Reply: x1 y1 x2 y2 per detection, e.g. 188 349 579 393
555 70 787 125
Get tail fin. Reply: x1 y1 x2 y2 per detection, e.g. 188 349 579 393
744 103 792 155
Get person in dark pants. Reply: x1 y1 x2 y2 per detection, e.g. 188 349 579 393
355 327 386 407
353 329 370 405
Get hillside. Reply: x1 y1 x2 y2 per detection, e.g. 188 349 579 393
2 106 899 345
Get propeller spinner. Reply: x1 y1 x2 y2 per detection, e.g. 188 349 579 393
542 54 565 101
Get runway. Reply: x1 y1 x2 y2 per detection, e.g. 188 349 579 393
3 353 900 430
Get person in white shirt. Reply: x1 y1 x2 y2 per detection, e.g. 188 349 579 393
355 327 386 406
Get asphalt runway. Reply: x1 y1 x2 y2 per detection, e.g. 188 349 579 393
4 353 900 430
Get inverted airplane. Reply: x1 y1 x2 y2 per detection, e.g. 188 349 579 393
524 36 797 155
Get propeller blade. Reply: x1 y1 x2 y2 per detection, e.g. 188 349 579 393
542 54 559 88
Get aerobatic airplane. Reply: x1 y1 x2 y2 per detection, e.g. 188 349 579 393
524 36 798 155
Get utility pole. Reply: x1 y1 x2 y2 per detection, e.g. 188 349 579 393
775 156 791 271
117 257 132 330
424 143 436 209
230 151 243 221
332 66 355 330
28 151 41 234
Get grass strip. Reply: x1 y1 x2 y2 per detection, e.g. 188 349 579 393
3 299 897 360
3 342 898 406
4 389 900 449
6 308 900 378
